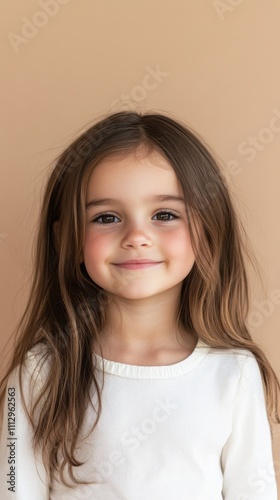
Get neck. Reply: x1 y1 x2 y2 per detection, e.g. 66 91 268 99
96 287 195 356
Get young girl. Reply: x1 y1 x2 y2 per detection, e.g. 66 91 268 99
0 110 279 499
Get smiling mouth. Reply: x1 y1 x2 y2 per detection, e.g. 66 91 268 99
112 262 162 270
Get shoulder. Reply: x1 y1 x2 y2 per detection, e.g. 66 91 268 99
203 342 257 366
24 343 52 376
1 344 52 424
203 343 263 394
8 343 52 399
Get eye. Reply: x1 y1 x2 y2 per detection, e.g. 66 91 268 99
92 214 118 225
92 210 179 226
153 211 179 222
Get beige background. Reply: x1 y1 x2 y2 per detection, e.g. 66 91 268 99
1 0 280 490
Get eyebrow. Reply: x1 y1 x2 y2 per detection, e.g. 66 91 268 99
86 194 186 209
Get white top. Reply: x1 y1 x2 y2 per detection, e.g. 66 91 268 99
0 339 278 499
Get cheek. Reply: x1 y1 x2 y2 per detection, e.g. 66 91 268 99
163 227 194 258
83 231 109 266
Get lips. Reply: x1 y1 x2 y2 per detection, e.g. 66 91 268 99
112 260 162 270
114 259 160 264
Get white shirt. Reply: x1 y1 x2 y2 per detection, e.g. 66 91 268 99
0 339 278 499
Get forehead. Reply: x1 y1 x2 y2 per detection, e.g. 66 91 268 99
87 150 183 196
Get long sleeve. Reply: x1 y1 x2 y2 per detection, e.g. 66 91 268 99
0 355 50 499
221 354 278 499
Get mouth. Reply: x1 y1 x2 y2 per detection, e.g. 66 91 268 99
112 262 162 270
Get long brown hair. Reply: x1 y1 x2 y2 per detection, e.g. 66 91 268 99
1 110 279 487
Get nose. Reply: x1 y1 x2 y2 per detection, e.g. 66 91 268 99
121 222 153 248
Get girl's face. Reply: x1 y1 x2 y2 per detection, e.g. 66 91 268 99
83 150 195 301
